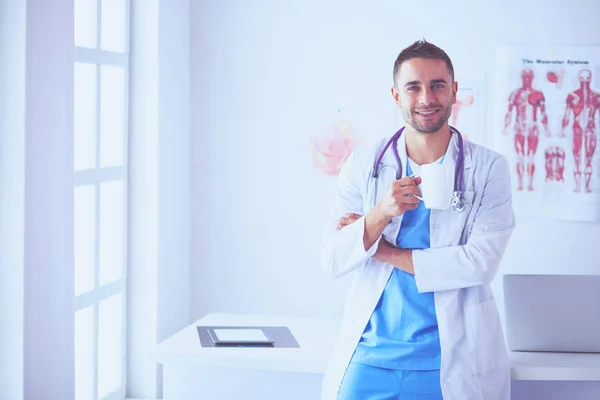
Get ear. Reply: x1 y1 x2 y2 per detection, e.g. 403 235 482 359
391 86 401 108
452 81 458 105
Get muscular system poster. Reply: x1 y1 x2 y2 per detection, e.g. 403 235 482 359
494 46 600 221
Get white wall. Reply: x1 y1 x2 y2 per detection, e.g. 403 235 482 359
156 0 191 349
128 0 160 397
190 0 600 399
1 2 80 398
0 0 25 398
128 0 191 397
24 0 75 398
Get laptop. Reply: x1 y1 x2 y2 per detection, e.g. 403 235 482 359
503 274 600 353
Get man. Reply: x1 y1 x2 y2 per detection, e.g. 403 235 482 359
560 68 600 193
503 68 551 192
320 40 515 400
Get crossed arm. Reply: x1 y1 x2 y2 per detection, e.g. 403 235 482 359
337 213 415 274
322 151 514 292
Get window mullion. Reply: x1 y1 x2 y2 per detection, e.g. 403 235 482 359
75 166 127 186
93 2 101 396
74 280 125 312
75 0 130 398
74 47 127 67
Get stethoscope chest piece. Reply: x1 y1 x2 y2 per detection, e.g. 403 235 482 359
451 191 466 212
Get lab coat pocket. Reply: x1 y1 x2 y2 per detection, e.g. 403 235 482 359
467 297 503 373
433 190 475 247
457 190 476 240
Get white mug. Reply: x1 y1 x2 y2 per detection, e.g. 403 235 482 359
412 163 455 210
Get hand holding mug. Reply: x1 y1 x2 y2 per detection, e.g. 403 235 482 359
378 175 422 219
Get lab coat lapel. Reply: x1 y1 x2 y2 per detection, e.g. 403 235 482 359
440 130 472 183
430 131 473 247
375 133 408 244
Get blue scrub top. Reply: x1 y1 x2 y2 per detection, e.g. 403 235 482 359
351 160 441 370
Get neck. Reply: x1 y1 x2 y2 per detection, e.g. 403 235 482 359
405 124 452 165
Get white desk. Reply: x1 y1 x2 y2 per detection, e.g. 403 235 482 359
153 313 600 400
509 351 600 381
153 313 339 400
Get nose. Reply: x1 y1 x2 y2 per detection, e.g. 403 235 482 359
419 86 435 105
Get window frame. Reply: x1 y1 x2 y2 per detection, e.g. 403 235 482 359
73 1 131 399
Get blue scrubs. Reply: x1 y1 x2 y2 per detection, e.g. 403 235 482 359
337 365 442 400
339 159 443 400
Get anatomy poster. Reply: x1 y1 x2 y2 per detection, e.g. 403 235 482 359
494 46 600 221
452 72 486 146
307 105 397 177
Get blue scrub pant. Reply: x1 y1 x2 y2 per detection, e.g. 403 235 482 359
337 362 443 400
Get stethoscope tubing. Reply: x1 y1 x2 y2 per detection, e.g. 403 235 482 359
371 126 466 212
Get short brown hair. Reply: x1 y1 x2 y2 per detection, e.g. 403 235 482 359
393 39 455 85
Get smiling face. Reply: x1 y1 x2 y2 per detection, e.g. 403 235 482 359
392 58 457 135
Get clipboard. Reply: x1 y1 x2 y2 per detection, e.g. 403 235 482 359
197 325 300 348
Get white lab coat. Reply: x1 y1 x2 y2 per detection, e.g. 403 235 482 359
320 131 515 400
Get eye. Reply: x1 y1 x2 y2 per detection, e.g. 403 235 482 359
407 86 419 92
432 83 445 89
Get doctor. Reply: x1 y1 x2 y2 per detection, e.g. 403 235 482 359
320 40 515 400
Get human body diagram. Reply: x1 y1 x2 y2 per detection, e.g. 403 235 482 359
503 68 551 191
560 69 600 193
503 67 600 194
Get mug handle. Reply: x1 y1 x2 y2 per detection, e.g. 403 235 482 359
408 174 423 200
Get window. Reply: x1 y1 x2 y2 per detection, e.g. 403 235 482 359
74 1 130 399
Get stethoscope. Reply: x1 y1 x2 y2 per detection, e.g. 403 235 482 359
371 125 467 212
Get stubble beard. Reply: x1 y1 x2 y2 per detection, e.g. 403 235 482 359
403 103 452 134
